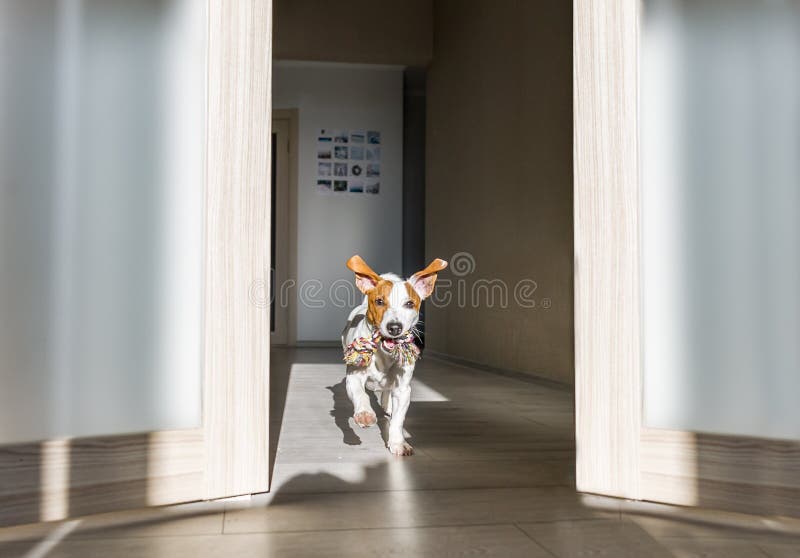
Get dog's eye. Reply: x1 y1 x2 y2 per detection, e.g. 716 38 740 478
375 298 384 306
404 300 415 308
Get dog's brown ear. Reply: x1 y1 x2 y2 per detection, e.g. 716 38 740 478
346 255 381 294
409 258 448 299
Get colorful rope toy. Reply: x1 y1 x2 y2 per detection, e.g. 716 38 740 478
344 330 421 367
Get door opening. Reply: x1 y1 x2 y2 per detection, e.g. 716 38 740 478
271 111 297 346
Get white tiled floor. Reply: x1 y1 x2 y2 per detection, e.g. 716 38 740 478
1 348 799 557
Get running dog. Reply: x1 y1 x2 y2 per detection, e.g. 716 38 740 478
340 255 448 456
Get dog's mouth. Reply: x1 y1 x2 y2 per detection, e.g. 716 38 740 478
380 331 411 347
382 337 400 348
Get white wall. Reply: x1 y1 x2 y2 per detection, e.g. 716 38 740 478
273 62 403 342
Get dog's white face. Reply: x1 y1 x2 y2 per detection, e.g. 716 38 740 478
346 256 448 339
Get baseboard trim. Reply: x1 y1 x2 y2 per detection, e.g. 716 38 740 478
289 341 340 348
425 351 573 392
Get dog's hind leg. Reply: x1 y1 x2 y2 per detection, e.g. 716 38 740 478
379 389 393 416
387 383 413 456
346 370 377 428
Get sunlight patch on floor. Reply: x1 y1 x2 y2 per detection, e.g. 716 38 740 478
410 379 449 402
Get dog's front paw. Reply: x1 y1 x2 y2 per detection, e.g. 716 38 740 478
388 440 414 456
353 410 377 428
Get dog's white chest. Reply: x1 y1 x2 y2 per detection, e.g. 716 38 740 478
367 349 413 385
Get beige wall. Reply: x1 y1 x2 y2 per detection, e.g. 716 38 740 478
273 0 433 66
425 0 574 384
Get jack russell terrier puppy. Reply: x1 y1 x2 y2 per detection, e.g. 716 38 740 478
341 255 448 456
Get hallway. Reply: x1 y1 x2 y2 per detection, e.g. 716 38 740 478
1 349 799 556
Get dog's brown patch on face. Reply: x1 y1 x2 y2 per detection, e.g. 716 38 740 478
366 280 394 327
404 282 421 311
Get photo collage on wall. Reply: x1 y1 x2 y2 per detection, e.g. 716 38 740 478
317 128 381 195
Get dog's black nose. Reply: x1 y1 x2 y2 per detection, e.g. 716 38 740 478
387 321 403 336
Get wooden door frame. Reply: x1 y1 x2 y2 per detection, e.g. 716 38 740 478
0 0 272 526
573 0 800 518
271 109 299 347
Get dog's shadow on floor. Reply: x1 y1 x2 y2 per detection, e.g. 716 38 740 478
327 380 361 445
327 380 388 447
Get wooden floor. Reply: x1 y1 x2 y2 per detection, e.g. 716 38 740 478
2 348 799 557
